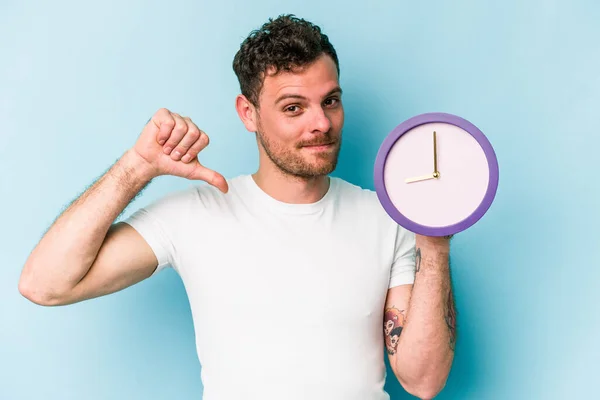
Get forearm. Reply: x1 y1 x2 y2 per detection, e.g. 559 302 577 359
20 150 155 301
395 235 456 397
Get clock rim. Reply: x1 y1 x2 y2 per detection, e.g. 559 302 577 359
373 112 499 237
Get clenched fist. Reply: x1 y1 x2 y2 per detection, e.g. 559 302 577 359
131 108 228 193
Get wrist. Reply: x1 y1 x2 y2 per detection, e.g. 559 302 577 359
116 150 158 187
416 234 451 254
415 235 450 273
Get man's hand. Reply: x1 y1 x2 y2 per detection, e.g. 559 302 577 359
131 108 228 193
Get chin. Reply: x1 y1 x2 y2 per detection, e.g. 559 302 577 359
306 152 339 174
306 160 338 176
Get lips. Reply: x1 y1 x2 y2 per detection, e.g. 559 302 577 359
303 141 335 147
303 144 334 151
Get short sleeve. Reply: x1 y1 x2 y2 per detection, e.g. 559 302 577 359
122 189 193 276
389 225 416 288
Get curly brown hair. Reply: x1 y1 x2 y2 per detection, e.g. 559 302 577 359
232 14 340 108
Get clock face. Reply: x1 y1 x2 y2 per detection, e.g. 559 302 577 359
374 113 499 237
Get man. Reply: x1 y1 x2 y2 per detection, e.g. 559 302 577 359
19 14 455 400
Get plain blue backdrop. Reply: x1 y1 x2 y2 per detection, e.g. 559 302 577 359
2 1 598 399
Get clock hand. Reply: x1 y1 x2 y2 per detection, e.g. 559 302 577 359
433 131 440 178
405 132 442 184
405 173 436 183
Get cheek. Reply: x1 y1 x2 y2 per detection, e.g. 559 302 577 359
328 108 344 128
264 115 303 143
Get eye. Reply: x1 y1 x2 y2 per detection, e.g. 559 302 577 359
284 105 301 114
324 97 340 107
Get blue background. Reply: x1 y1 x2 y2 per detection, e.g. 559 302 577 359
2 1 598 399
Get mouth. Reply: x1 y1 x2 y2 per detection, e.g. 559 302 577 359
302 142 335 151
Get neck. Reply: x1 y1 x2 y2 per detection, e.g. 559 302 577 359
252 165 330 204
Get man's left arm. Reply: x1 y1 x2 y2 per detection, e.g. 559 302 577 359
384 234 456 399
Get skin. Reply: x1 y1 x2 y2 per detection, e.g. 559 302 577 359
18 53 454 399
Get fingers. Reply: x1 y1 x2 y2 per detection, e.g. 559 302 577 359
173 117 208 163
180 128 209 163
162 113 188 156
155 112 209 163
152 108 176 145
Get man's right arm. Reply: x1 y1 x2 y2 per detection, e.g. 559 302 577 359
19 150 158 306
18 108 228 307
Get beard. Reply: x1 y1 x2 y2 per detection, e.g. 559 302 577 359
255 123 342 179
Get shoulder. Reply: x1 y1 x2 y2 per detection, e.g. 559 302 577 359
331 177 395 223
331 177 414 248
332 177 384 209
332 176 416 241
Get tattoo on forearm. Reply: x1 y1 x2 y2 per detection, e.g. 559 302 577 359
415 247 422 272
445 288 457 351
383 306 406 355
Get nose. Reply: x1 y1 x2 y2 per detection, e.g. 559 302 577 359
310 106 332 134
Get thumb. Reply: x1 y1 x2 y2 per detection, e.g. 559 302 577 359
186 161 229 193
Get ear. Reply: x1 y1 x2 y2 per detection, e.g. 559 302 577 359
235 94 258 132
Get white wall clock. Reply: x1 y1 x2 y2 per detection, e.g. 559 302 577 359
374 112 499 237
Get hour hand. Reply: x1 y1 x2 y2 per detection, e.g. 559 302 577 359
405 173 435 183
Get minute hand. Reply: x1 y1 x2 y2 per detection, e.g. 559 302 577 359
433 130 439 177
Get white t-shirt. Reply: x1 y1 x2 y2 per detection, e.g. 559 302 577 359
124 174 416 400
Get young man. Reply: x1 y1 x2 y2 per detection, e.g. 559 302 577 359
19 14 455 400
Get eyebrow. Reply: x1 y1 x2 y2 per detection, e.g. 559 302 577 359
274 86 343 105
